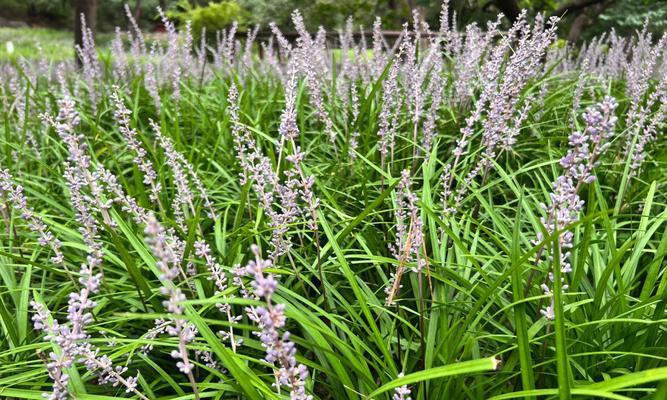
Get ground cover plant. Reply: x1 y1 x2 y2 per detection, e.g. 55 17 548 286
1 2 667 399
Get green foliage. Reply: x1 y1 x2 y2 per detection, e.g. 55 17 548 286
599 0 667 35
0 0 69 21
169 0 249 33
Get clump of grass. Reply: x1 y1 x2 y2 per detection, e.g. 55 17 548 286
0 1 666 399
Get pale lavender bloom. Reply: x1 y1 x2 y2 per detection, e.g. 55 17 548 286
371 17 387 79
291 11 335 147
195 349 222 371
151 120 215 231
439 0 454 51
55 64 71 97
538 97 618 319
224 22 239 67
603 30 628 80
182 20 194 73
402 13 439 161
96 167 150 224
452 23 481 103
336 17 356 101
560 97 618 183
624 30 665 132
348 82 360 160
0 169 64 264
183 160 216 220
443 12 560 215
629 88 667 172
8 75 26 129
502 93 535 151
42 98 109 277
110 87 162 204
30 301 142 400
139 318 171 354
228 85 299 259
144 214 198 376
278 71 320 232
534 77 550 121
111 28 128 81
624 61 667 174
158 7 182 104
261 36 284 82
572 56 590 115
393 373 412 400
242 26 260 71
479 13 559 168
270 22 292 61
278 70 299 149
386 170 426 304
439 165 456 218
124 3 147 72
242 245 312 400
390 170 425 273
31 302 71 400
30 195 142 399
213 22 239 71
45 97 149 231
195 240 243 350
377 34 405 168
24 128 41 159
144 43 161 112
75 13 101 109
421 57 445 158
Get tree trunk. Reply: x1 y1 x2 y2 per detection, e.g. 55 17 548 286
566 1 610 42
567 12 589 42
494 0 521 23
74 0 97 68
133 0 142 22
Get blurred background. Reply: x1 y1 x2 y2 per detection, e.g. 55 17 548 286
1 0 666 61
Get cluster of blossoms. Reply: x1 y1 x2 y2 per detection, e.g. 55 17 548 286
227 85 285 256
393 374 412 400
386 170 426 305
31 301 144 400
43 96 108 276
110 87 162 204
228 83 319 261
30 97 148 399
278 71 320 233
0 169 64 264
150 119 215 232
622 31 667 175
1 0 664 186
144 214 199 382
194 239 243 350
242 245 312 400
6 2 666 399
75 14 101 109
377 39 404 170
28 87 316 400
289 10 335 147
538 97 618 319
442 11 560 215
